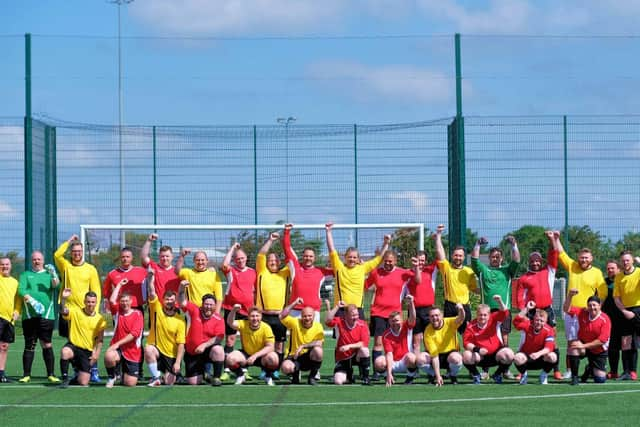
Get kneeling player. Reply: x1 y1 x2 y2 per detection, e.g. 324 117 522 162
226 305 279 386
325 300 371 385
513 301 557 384
104 286 144 388
418 304 465 386
462 295 514 384
280 298 324 385
564 290 611 385
179 281 225 385
373 295 418 387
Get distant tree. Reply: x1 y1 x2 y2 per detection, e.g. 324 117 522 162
0 251 25 278
614 232 640 257
500 225 549 275
561 225 612 271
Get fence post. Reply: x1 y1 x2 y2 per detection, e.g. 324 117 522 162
563 115 569 243
253 125 258 225
24 32 33 259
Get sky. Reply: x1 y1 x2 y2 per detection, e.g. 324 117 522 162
3 0 640 125
1 1 640 258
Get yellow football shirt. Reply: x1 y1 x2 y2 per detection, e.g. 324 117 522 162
256 254 290 312
559 252 607 308
147 295 186 358
424 317 460 356
281 315 324 357
63 305 106 351
614 268 640 308
437 259 477 304
237 319 275 355
330 250 381 307
178 268 223 307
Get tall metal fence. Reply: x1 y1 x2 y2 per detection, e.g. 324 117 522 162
2 115 640 269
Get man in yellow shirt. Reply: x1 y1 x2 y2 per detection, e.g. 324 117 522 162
226 304 279 386
418 303 465 386
434 224 477 334
613 251 640 380
59 288 106 388
177 250 223 313
0 257 22 382
145 269 186 387
280 297 324 385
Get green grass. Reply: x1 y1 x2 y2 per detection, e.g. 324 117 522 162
1 322 639 426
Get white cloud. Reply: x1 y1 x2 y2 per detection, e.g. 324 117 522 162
130 0 344 35
0 200 18 220
307 61 454 104
58 207 93 225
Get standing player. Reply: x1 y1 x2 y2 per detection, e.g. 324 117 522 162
178 281 225 385
407 250 438 355
325 222 390 316
419 304 465 386
59 289 106 388
279 298 324 385
551 231 607 378
325 300 371 385
103 247 147 312
373 295 418 387
462 295 514 384
513 301 557 385
145 269 186 387
434 224 477 333
226 304 279 386
220 243 256 359
178 250 223 313
18 251 60 383
613 251 640 380
602 260 623 379
282 223 333 319
141 233 183 299
563 289 611 385
0 257 21 382
365 251 418 380
255 232 290 375
470 235 520 347
104 285 144 388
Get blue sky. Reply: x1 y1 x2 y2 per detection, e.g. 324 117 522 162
3 0 640 125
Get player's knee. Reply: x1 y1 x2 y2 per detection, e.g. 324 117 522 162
40 340 53 349
263 352 279 370
310 347 323 361
281 360 295 374
61 347 73 359
594 375 606 384
144 345 158 360
514 353 526 365
405 353 417 366
210 345 225 361
358 347 370 358
497 348 514 363
462 350 474 364
544 352 558 364
449 352 462 365
24 337 37 352
621 335 633 350
0 342 9 352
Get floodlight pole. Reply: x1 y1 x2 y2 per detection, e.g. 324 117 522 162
277 117 296 222
111 0 133 245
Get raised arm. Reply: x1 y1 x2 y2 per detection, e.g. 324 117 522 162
109 279 127 308
226 303 242 330
406 294 416 325
471 237 487 259
454 303 466 326
411 256 422 284
492 294 508 312
505 235 520 263
146 269 156 301
325 222 336 253
380 233 391 256
282 223 298 261
60 288 72 316
518 300 536 319
178 280 189 308
564 288 578 314
259 232 279 255
141 233 158 266
54 234 78 271
175 248 191 274
222 243 241 272
324 299 344 326
280 297 303 320
434 224 446 261
551 230 564 253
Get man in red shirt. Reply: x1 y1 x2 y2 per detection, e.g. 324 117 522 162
462 295 514 384
141 233 183 299
366 251 419 379
325 300 371 385
179 281 225 386
282 224 333 319
513 301 557 385
221 243 256 355
564 288 611 385
407 250 438 354
103 247 148 311
373 295 417 386
104 286 144 388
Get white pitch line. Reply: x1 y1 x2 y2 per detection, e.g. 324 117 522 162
0 389 639 408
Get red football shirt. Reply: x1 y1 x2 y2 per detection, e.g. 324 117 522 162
327 316 370 361
463 309 508 354
406 262 438 308
513 316 556 354
366 267 413 318
221 266 256 315
111 308 144 362
382 320 415 362
143 259 180 299
568 307 611 354
516 249 558 309
103 266 148 308
183 301 225 355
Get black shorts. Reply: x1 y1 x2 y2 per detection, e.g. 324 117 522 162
64 342 92 373
527 306 557 327
334 355 356 375
156 348 177 374
22 317 55 343
413 306 433 334
117 350 141 377
184 345 217 377
224 309 247 336
524 356 554 372
239 349 264 368
58 316 69 338
583 351 608 372
287 351 316 372
436 352 453 370
369 316 389 337
444 301 471 333
262 314 287 342
490 309 512 334
477 352 499 368
619 306 640 336
0 317 15 343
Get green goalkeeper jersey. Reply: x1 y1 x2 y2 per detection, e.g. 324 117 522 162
18 269 57 320
470 257 518 309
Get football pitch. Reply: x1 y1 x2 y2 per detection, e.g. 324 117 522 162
1 334 639 426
